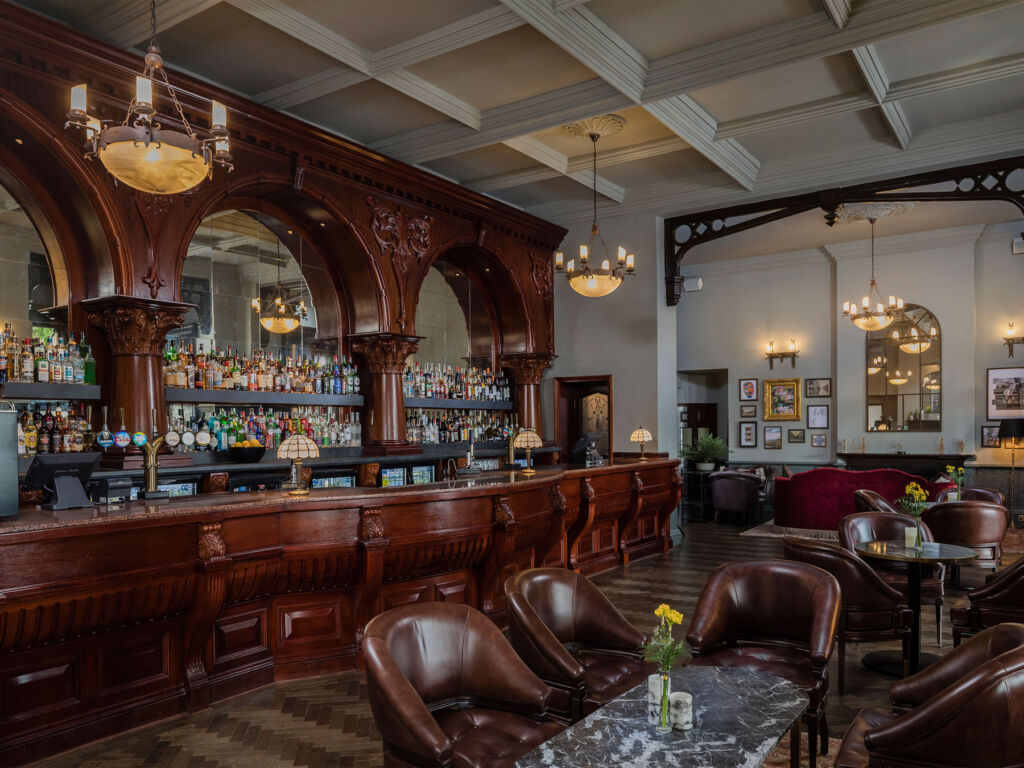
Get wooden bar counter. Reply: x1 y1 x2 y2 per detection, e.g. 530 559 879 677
0 458 679 765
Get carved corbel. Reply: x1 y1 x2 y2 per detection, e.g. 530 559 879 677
183 522 232 710
618 472 645 566
657 465 684 552
354 506 389 649
567 478 596 572
479 495 519 619
534 483 567 568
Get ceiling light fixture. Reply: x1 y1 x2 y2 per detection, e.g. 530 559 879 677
842 217 903 331
554 114 636 298
252 244 306 334
64 0 232 195
867 355 887 375
887 369 911 386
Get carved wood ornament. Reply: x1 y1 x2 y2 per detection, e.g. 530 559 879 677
83 297 189 356
350 333 421 374
366 196 433 331
359 506 385 540
500 353 554 386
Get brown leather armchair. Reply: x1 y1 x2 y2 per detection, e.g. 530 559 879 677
685 559 840 768
935 486 1005 505
835 623 1024 768
783 537 911 694
950 555 1024 646
708 470 761 525
853 489 899 514
504 568 654 721
838 511 945 644
363 602 564 768
922 501 1008 580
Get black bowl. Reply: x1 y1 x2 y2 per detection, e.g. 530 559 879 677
228 445 266 463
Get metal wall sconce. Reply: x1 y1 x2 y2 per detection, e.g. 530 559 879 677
765 338 799 370
1004 322 1024 358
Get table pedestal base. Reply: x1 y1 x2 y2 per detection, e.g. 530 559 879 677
862 650 939 678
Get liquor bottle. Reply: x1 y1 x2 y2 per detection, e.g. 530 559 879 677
35 339 49 383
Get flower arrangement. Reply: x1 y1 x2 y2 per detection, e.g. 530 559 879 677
897 482 928 548
643 604 689 732
945 465 965 498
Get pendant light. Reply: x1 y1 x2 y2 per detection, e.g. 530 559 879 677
252 241 306 334
842 217 903 331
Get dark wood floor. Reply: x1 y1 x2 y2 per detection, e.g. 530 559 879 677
33 522 999 767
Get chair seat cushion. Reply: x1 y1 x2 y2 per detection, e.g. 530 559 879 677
834 707 895 768
434 708 563 768
686 645 823 707
578 650 656 705
879 572 944 601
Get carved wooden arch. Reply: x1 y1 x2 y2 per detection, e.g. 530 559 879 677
0 91 128 310
663 154 1024 305
410 239 534 359
176 178 390 341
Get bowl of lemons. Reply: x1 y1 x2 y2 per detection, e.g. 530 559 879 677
228 440 267 463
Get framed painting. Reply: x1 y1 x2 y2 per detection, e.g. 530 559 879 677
987 367 1024 420
764 378 801 421
739 404 757 418
811 433 828 448
981 424 1001 448
805 378 832 398
739 378 758 401
739 421 757 447
788 428 806 443
764 426 782 449
807 404 829 429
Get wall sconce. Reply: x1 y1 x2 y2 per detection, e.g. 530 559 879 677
1004 322 1024 358
765 338 799 370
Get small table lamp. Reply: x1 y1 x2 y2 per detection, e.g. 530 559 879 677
998 418 1024 522
512 427 543 475
278 434 319 496
630 426 653 462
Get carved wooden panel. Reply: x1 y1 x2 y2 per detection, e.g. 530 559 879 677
383 533 493 581
225 559 281 605
0 654 81 722
381 583 433 610
277 549 360 593
277 600 344 649
214 609 268 669
99 632 169 695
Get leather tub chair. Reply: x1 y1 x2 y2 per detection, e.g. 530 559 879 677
935 486 1005 506
950 556 1024 646
839 512 945 644
708 470 761 525
685 559 840 768
505 567 655 722
783 537 911 694
363 602 564 768
835 623 1024 768
853 489 899 514
923 501 1009 587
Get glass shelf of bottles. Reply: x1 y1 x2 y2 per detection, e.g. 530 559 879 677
406 408 515 446
403 361 512 411
1 328 100 399
163 344 362 407
166 404 362 452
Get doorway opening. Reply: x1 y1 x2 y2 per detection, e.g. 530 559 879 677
677 370 728 454
553 375 613 462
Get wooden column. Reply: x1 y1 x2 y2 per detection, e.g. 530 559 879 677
81 295 190 436
349 332 422 456
500 353 554 433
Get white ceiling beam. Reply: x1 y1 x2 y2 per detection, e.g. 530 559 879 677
499 0 648 103
84 0 219 49
552 0 590 10
370 6 525 73
253 66 369 110
820 0 851 28
644 97 759 189
643 0 1024 101
503 136 625 202
716 92 876 139
852 45 911 148
376 70 481 129
887 50 1024 100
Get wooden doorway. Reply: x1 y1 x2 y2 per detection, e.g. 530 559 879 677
553 375 613 461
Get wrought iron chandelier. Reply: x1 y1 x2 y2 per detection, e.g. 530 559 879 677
65 0 232 195
252 262 307 334
554 115 636 298
842 217 903 331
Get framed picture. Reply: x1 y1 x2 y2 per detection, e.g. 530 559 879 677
805 378 832 398
987 367 1024 420
764 426 782 449
763 378 801 421
788 428 806 443
739 378 758 401
807 404 829 429
738 421 757 448
739 404 757 418
811 433 828 448
981 424 1001 448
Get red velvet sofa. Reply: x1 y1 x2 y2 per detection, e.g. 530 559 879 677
773 467 954 531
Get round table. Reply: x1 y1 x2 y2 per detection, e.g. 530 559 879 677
855 539 977 676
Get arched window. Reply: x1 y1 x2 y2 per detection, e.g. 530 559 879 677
865 304 941 431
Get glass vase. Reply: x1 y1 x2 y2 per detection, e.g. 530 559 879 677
657 674 671 734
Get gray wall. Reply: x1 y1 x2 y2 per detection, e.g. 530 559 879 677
412 266 471 365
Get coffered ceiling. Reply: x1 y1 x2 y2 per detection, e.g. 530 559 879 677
13 0 1024 232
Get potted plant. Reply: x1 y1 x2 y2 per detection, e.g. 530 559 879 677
642 604 689 734
897 481 929 549
682 434 727 472
945 465 965 502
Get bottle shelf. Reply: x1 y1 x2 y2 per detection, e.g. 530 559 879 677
164 388 364 407
404 397 512 411
1 382 101 401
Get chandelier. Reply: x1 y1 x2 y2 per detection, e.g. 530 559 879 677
842 217 903 331
65 0 232 195
893 325 937 354
887 369 912 386
252 257 306 334
554 115 636 298
867 355 887 374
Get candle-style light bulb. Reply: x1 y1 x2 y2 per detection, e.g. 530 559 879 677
601 259 610 270
897 298 904 309
889 295 895 306
554 250 564 268
876 303 883 313
766 340 774 354
566 259 575 273
788 339 796 352
136 76 153 106
862 296 869 309
625 253 635 270
86 117 101 137
211 100 227 128
579 244 589 261
617 246 626 264
843 301 850 313
70 84 87 113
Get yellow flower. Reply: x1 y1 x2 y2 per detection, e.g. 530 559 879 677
655 604 670 620
945 465 955 474
904 482 927 503
668 609 684 626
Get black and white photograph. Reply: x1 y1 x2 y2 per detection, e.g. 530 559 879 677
811 434 828 448
987 367 1024 420
739 404 757 418
981 425 1001 448
739 421 757 447
764 426 782 449
805 378 832 398
807 404 829 429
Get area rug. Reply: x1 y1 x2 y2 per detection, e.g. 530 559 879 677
763 732 842 767
741 519 839 541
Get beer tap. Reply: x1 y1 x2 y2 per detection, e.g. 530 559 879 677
140 407 168 500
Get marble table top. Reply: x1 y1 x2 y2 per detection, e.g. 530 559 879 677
516 665 807 768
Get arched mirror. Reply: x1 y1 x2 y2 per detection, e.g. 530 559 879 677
865 303 941 431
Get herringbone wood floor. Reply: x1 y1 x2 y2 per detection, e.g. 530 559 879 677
35 522 1001 767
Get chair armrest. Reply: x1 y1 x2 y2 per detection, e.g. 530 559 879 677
364 637 452 766
576 609 647 654
890 632 995 709
808 580 840 675
507 593 585 687
685 604 730 654
465 631 555 714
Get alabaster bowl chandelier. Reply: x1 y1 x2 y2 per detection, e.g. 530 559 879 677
252 255 307 335
842 216 903 331
65 0 232 195
554 115 636 298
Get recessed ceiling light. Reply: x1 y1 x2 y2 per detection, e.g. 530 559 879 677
484 268 489 272
287 229 293 235
319 222 325 228
14 138 23 145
